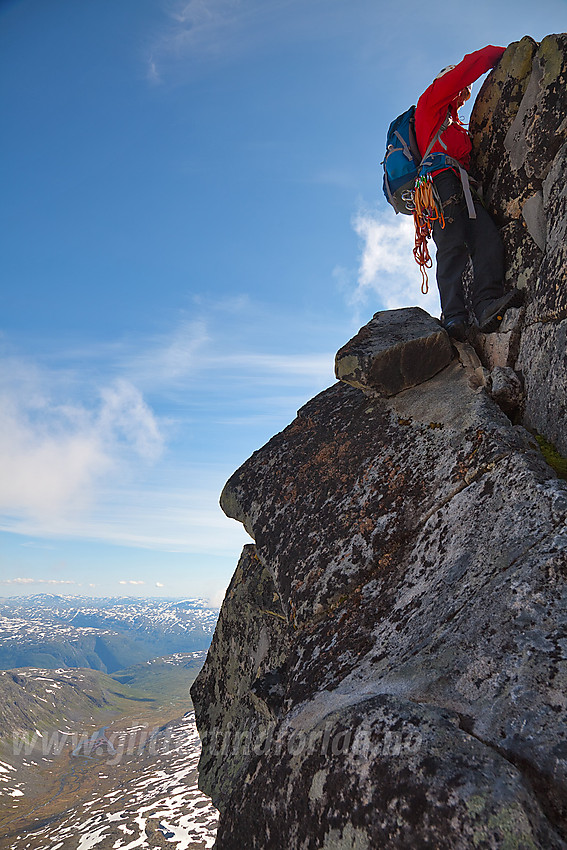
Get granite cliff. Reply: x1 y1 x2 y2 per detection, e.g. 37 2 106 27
191 35 567 849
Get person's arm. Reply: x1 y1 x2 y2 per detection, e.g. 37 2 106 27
426 45 505 112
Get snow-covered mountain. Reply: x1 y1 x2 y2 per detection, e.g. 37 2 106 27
0 596 219 673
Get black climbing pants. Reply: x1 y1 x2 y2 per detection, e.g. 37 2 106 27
432 169 505 324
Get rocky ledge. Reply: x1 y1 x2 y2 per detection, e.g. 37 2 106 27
191 34 567 849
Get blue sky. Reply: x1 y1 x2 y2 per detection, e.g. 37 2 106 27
1 0 565 602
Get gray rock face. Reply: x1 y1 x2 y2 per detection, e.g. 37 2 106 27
470 33 567 456
191 545 289 810
193 342 567 847
191 33 567 850
474 307 523 371
517 319 567 456
522 190 547 251
334 307 453 396
213 696 566 850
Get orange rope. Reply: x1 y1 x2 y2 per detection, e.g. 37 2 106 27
412 174 445 294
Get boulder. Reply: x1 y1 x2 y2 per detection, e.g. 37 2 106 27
334 307 453 396
193 355 567 848
489 365 524 415
214 696 565 850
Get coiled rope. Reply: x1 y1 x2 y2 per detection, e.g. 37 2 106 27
412 174 445 294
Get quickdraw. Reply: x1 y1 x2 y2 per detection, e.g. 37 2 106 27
411 174 445 294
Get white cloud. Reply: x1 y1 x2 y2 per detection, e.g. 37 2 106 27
0 577 76 586
0 396 110 521
119 580 146 586
342 208 441 320
98 380 164 461
355 212 417 290
208 585 228 607
0 362 163 524
156 581 165 588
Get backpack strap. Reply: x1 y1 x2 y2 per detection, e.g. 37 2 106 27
393 130 414 162
446 157 477 219
419 108 451 165
419 109 477 220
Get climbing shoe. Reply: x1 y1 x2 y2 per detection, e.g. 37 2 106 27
477 288 524 334
443 319 469 343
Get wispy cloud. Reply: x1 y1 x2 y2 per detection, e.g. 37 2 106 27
119 579 146 586
148 0 253 81
208 353 334 386
0 299 333 557
98 380 164 461
0 577 76 586
148 0 303 82
119 312 335 392
337 207 441 324
0 484 250 555
307 168 359 190
168 0 241 31
123 319 209 385
147 55 161 84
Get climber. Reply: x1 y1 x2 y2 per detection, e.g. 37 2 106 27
414 45 523 341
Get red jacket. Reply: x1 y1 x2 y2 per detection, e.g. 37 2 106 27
415 45 505 170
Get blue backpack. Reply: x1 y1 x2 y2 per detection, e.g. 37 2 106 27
382 106 451 215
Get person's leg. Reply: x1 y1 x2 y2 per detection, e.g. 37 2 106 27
467 201 505 319
466 200 524 331
432 171 470 325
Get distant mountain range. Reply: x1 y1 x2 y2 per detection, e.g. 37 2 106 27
0 595 219 673
0 652 206 747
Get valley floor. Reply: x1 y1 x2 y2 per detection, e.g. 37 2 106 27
0 656 218 849
1 711 218 850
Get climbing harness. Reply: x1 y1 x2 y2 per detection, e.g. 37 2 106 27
411 174 446 294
